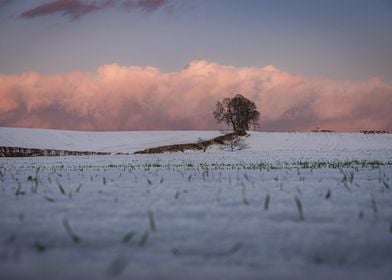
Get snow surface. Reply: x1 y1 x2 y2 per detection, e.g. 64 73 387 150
0 127 222 153
1 127 392 155
1 128 392 280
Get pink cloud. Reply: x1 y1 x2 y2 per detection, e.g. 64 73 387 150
0 60 391 132
20 0 100 20
20 0 170 20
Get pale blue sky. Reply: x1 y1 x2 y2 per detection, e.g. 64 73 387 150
1 0 391 81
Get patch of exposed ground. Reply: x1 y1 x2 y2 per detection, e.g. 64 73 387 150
134 130 247 154
0 147 112 157
0 131 247 157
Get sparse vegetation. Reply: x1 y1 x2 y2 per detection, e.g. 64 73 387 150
220 134 249 152
63 219 81 244
134 130 247 154
1 144 391 280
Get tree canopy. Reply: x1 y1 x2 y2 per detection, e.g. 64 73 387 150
213 94 260 131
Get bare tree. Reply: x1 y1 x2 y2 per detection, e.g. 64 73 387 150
220 135 249 152
213 94 260 131
197 137 209 152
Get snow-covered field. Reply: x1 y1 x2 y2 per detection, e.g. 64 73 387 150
1 128 392 280
1 127 392 155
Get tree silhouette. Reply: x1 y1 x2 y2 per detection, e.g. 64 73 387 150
213 94 260 131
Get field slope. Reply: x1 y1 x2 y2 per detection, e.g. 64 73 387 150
1 128 392 280
1 127 391 155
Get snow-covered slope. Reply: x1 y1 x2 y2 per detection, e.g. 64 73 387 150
0 127 221 153
0 127 391 154
1 128 392 280
246 131 392 151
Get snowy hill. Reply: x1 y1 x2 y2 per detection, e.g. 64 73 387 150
1 127 392 280
0 127 221 153
0 127 391 154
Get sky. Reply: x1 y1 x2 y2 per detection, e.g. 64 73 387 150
0 0 391 131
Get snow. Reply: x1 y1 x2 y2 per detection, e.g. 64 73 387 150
0 127 222 153
1 128 392 280
1 127 392 155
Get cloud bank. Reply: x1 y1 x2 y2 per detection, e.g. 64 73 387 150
20 0 100 20
0 60 391 131
20 0 168 20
